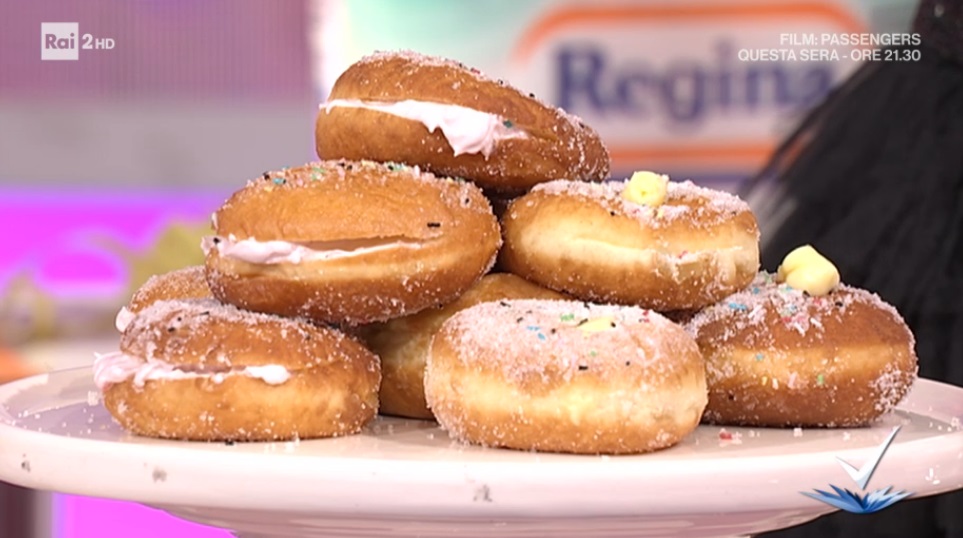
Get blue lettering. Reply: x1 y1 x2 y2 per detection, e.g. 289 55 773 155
553 40 835 126
615 70 652 117
745 65 791 109
557 46 608 112
661 62 706 123
714 41 735 108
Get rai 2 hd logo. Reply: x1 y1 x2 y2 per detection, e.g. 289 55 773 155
41 23 115 61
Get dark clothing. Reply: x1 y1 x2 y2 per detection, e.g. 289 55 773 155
745 2 963 535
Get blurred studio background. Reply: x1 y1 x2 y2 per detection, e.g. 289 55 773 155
2 0 960 537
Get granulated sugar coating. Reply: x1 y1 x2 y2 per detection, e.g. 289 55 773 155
126 266 211 311
115 265 213 332
220 159 495 237
501 177 760 311
356 50 578 120
121 298 366 370
100 298 381 442
318 51 610 192
425 299 708 454
686 273 914 347
205 159 501 325
685 273 918 427
438 300 691 383
533 178 753 230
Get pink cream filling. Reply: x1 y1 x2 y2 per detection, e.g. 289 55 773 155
321 99 527 158
93 351 291 391
201 235 424 265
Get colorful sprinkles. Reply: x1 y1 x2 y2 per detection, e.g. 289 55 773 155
442 300 686 381
525 325 548 341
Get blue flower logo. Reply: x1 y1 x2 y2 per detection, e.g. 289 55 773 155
801 426 913 514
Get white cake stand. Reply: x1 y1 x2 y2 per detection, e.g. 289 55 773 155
0 368 961 538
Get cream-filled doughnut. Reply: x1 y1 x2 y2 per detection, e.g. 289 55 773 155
685 272 918 427
425 299 707 454
204 160 501 325
360 273 566 420
115 265 211 332
96 299 380 441
316 51 609 194
501 175 760 311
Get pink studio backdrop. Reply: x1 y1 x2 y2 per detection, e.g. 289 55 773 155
0 189 224 295
3 1 314 535
58 497 231 538
0 189 232 538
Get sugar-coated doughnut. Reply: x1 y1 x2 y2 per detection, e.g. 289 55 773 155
361 273 566 420
316 51 610 194
425 299 707 454
203 160 501 325
115 265 211 331
685 273 918 427
501 178 760 311
95 299 380 441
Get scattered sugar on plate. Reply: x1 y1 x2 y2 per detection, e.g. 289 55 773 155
718 428 743 446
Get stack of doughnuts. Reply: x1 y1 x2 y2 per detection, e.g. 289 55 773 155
97 50 917 452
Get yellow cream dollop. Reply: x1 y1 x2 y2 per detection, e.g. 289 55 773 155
578 316 617 333
776 245 840 296
622 171 669 206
